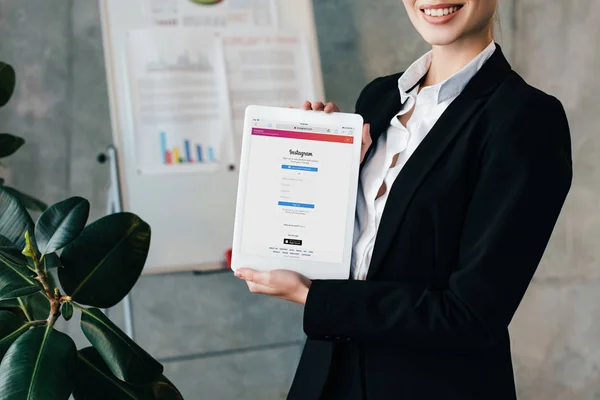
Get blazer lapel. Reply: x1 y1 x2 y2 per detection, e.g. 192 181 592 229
367 44 512 279
359 87 403 172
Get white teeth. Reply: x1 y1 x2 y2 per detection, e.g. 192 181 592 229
423 5 461 17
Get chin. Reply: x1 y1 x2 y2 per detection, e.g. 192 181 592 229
419 30 463 46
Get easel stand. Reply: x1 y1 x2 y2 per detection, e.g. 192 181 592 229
98 145 135 340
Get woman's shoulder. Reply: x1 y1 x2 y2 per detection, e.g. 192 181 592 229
354 72 404 112
361 72 404 95
484 70 571 160
492 70 566 120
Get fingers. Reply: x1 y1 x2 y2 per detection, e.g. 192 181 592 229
362 123 372 146
301 101 340 113
324 102 340 113
311 101 325 111
235 268 266 284
360 123 372 163
236 268 279 295
245 281 279 296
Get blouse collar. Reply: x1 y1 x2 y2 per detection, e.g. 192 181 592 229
398 41 497 105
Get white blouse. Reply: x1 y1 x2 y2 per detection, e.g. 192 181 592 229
351 41 496 281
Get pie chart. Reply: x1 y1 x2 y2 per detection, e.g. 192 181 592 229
189 0 224 4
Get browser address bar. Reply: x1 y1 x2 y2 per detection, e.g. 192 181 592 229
275 123 342 134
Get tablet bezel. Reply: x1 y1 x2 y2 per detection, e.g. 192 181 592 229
231 105 363 280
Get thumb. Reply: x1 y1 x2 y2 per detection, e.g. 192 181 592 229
239 268 272 286
362 123 372 147
360 123 372 163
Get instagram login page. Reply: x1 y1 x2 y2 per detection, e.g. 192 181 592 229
240 120 356 263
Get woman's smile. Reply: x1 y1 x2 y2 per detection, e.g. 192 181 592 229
420 3 465 24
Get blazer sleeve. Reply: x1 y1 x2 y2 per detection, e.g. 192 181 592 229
303 95 573 351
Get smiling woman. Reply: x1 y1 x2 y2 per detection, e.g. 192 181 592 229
235 0 572 399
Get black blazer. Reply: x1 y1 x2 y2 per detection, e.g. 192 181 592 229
287 45 572 400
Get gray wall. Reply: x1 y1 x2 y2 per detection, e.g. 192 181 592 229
0 1 598 399
509 1 600 398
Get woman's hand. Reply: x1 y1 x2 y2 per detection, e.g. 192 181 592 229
301 100 340 113
234 268 312 305
301 100 372 163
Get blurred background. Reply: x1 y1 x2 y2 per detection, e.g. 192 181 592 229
0 0 598 398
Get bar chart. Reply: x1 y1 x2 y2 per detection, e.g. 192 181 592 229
160 131 217 165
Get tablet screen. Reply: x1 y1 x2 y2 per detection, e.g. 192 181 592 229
240 118 357 264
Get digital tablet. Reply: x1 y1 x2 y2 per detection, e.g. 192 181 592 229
231 105 364 279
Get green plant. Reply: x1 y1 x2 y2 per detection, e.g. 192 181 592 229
0 62 182 399
0 61 47 212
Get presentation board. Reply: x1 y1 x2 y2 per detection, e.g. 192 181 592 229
99 0 325 273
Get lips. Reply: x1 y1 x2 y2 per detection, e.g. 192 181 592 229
419 3 464 24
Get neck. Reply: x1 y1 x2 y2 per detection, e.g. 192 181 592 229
423 34 493 87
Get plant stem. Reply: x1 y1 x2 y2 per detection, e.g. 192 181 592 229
34 273 54 301
59 295 72 303
17 297 33 322
46 314 58 329
27 320 47 328
29 246 61 324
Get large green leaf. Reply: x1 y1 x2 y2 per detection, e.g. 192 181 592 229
0 62 16 108
73 347 143 400
44 252 62 269
0 310 29 359
59 213 151 308
0 134 25 158
0 188 35 251
0 186 47 212
0 297 27 316
0 305 27 326
0 234 21 251
35 197 89 257
0 298 19 308
80 308 163 385
73 347 181 400
0 327 76 400
19 291 49 321
0 242 41 301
